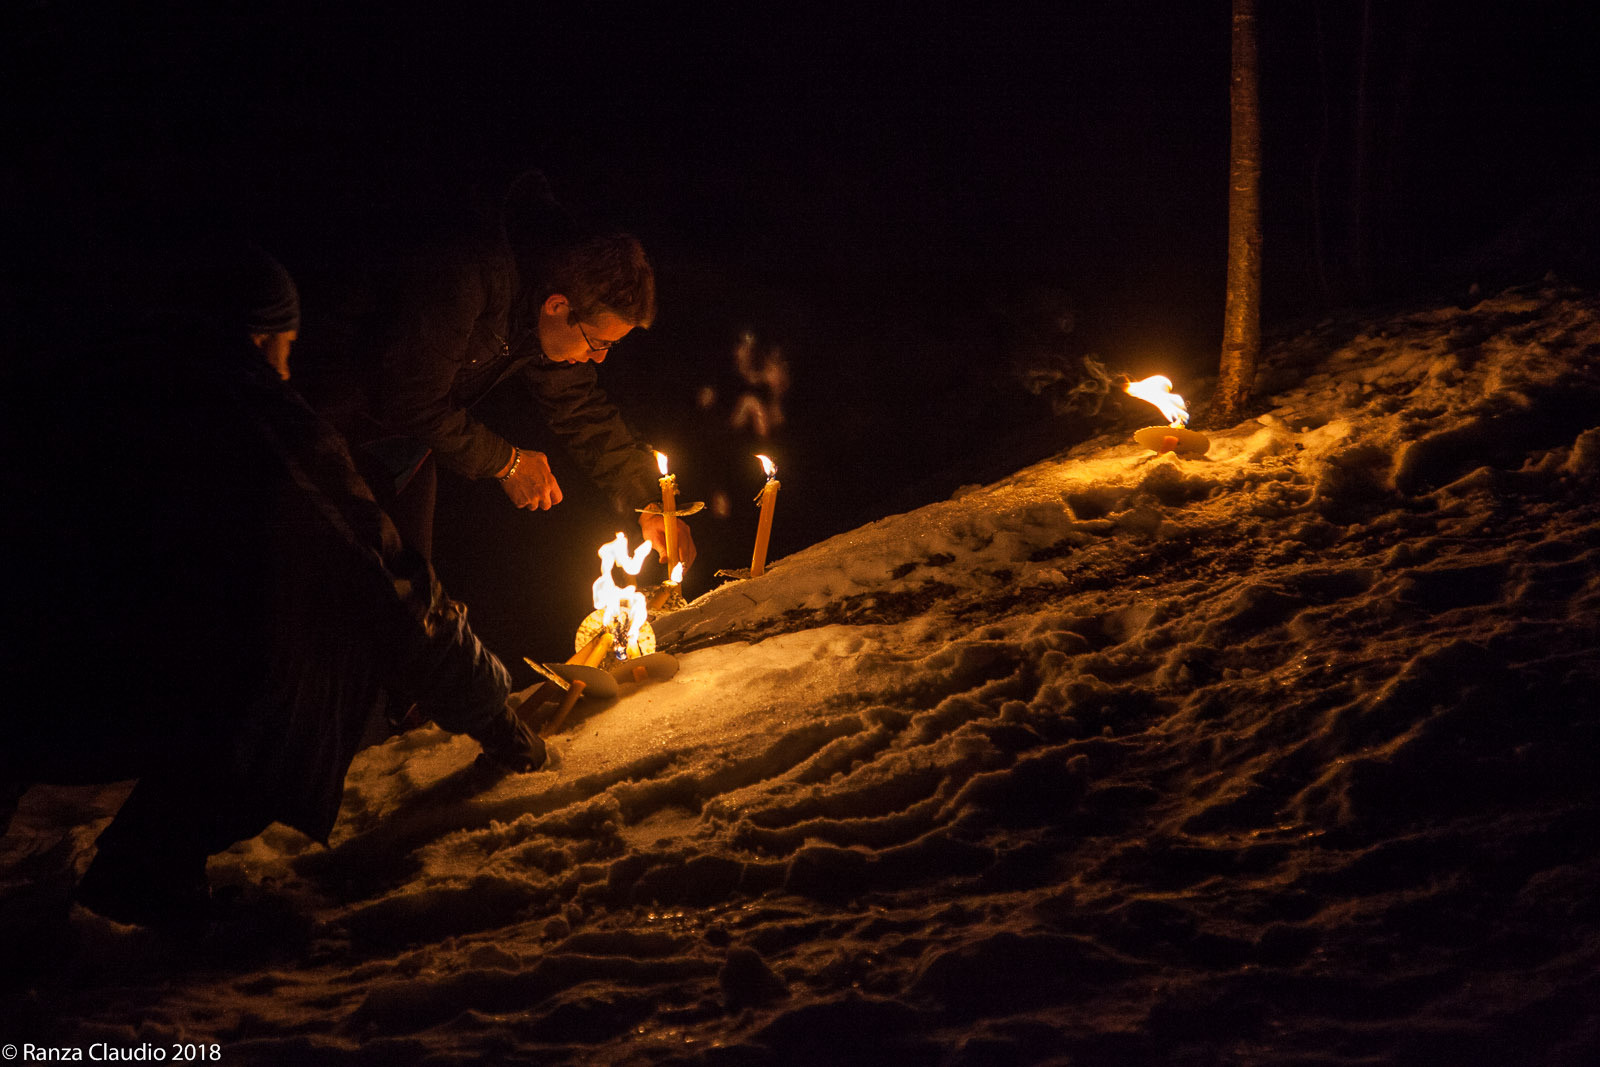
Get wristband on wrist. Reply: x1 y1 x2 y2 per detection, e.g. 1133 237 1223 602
497 447 523 480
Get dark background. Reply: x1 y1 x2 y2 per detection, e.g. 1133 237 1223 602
8 1 1597 671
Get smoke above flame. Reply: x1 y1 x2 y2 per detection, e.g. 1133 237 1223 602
729 330 788 437
1125 375 1190 428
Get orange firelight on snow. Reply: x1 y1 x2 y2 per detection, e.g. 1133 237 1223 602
1125 374 1190 428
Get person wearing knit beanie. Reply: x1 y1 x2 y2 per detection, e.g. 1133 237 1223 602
215 242 301 381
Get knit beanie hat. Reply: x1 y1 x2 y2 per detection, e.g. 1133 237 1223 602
230 243 301 335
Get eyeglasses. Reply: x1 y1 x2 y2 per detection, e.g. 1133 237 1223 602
575 319 621 352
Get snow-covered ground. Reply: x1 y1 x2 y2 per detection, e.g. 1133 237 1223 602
5 282 1600 1064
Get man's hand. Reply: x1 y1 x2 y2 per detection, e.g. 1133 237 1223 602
639 511 696 570
498 450 563 510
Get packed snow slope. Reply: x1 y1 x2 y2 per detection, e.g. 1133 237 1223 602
5 282 1600 1064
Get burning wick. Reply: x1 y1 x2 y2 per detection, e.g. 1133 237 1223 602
750 454 780 578
1125 374 1210 456
655 451 678 574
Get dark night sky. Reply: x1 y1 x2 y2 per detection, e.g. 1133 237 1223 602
15 2 1595 325
8 1 1598 658
13 2 1596 367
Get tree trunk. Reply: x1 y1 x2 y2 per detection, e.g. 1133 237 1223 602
1349 0 1375 298
1310 0 1333 303
1214 0 1262 426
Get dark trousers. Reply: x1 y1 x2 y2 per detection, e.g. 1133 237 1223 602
355 450 438 564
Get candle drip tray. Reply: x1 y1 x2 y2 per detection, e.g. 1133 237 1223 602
1134 425 1211 456
637 500 707 518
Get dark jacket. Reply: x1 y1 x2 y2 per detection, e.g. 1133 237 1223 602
3 324 512 842
301 219 660 510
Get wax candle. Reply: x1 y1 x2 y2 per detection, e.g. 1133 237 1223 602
646 563 685 612
583 630 616 668
656 451 678 573
750 454 780 578
540 678 587 739
569 631 606 666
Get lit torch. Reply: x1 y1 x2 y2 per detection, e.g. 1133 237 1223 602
1125 375 1210 456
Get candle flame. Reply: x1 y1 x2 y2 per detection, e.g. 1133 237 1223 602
593 532 654 653
655 450 670 476
757 453 776 479
670 562 684 584
1125 375 1190 428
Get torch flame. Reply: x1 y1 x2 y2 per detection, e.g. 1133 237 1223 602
655 450 670 476
757 453 776 479
1125 375 1190 428
593 532 654 653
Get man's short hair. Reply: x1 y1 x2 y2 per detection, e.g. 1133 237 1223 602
545 234 656 328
